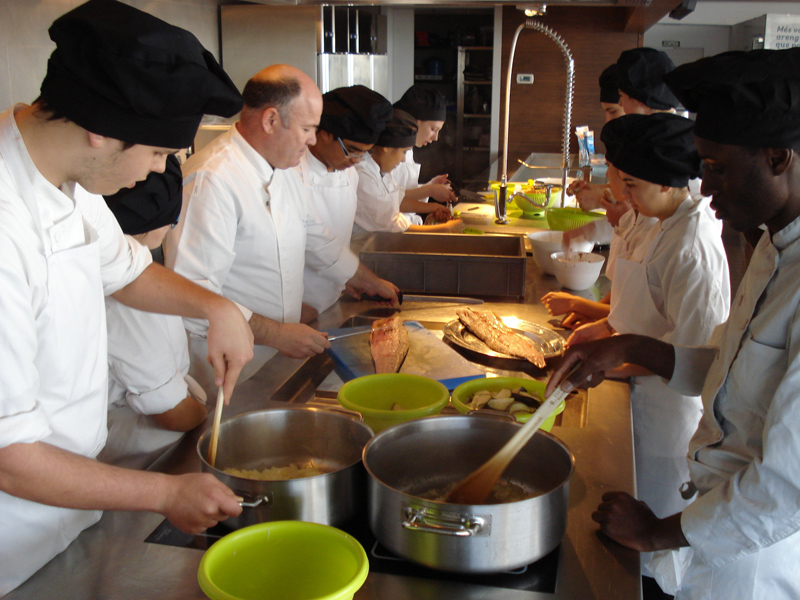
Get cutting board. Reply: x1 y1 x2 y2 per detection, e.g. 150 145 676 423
326 320 485 390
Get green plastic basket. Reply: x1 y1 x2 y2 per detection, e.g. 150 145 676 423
546 207 605 231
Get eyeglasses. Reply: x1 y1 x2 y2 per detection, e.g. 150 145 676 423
336 136 366 159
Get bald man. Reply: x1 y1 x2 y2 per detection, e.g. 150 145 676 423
167 65 398 393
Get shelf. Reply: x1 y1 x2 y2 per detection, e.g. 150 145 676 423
464 80 492 85
462 146 491 151
458 46 493 51
415 74 444 81
464 113 491 119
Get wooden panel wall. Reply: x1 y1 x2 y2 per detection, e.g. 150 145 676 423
500 6 641 172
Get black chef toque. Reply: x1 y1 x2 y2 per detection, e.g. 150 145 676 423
394 85 447 122
40 0 243 150
616 48 680 111
599 64 621 104
104 154 183 235
376 110 418 148
600 113 701 187
664 47 800 149
320 85 394 145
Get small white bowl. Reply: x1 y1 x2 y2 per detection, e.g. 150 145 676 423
550 251 605 290
527 231 594 275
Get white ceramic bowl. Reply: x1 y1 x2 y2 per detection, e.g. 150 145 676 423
527 231 594 275
550 251 605 290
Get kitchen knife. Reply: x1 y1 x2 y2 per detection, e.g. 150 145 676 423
361 291 484 305
326 325 390 341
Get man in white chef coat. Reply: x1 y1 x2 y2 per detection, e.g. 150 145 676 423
169 68 399 393
299 85 395 316
546 47 800 600
0 0 255 594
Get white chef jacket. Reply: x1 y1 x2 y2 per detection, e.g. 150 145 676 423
0 105 151 594
353 153 412 238
172 127 358 383
391 148 424 226
607 196 730 523
606 209 659 282
297 148 361 314
100 293 191 470
649 217 800 600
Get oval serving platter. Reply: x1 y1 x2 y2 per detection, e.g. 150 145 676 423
442 318 565 361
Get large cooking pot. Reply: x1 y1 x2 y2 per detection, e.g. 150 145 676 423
198 407 373 530
363 415 574 573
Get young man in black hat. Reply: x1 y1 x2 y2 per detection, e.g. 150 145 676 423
546 47 800 599
300 84 399 316
352 109 462 240
169 69 399 391
616 48 681 116
0 0 254 593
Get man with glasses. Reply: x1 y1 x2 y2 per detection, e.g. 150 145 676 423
299 85 395 317
167 69 399 395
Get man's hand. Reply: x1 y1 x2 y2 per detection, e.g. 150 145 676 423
345 264 400 305
273 322 331 358
567 181 605 211
157 473 243 534
427 184 457 204
542 291 579 316
592 491 688 553
206 298 255 402
427 173 450 186
565 318 614 348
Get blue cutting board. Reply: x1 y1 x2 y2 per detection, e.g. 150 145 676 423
326 320 485 390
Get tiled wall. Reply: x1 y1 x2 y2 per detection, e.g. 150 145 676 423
0 0 222 110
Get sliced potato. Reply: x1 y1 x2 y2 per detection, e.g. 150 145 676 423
508 401 533 414
488 397 515 411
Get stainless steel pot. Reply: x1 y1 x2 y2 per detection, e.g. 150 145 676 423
198 407 373 529
363 415 574 573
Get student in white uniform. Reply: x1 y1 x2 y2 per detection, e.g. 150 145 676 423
548 47 800 600
170 69 399 393
300 85 396 317
100 155 207 470
565 114 730 535
352 109 463 242
392 85 457 221
0 1 255 594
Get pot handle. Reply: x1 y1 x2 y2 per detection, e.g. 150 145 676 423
237 492 271 509
403 507 487 537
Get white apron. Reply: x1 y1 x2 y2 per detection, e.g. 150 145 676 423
0 131 105 594
609 232 702 521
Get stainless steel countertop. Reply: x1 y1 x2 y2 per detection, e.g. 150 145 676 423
7 262 639 600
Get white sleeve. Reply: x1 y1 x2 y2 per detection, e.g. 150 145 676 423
354 166 409 233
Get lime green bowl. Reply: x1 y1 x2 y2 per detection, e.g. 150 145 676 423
198 521 369 600
337 373 449 433
451 377 565 429
546 207 605 231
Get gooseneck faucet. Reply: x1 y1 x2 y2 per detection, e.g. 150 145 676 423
496 19 574 224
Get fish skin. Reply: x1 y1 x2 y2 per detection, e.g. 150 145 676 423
456 307 546 368
370 315 409 373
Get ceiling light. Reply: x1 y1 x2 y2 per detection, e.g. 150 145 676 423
518 4 547 17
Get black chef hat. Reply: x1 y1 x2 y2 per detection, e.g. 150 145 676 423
394 85 447 122
600 113 701 187
40 0 243 149
320 85 393 145
376 110 418 148
664 48 800 148
104 154 183 235
599 64 620 104
616 48 680 110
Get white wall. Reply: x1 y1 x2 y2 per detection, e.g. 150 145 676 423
0 0 221 109
643 23 731 64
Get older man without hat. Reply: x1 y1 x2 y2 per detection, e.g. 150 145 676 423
547 47 800 600
299 85 399 317
168 71 398 390
0 0 254 594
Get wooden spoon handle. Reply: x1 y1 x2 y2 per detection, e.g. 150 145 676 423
207 387 224 467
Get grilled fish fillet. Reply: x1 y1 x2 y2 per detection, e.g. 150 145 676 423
370 315 409 373
456 307 546 368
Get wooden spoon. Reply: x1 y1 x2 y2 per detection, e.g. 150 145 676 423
446 365 579 505
207 387 225 467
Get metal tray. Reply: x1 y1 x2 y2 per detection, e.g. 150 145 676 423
442 318 564 361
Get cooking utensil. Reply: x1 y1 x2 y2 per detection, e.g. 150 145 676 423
198 407 373 530
327 325 388 342
446 363 580 505
361 291 484 305
363 415 574 573
206 387 224 466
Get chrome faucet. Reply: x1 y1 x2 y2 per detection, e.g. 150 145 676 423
496 19 574 223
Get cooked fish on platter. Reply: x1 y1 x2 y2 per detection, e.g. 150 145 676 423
370 315 409 373
456 307 546 368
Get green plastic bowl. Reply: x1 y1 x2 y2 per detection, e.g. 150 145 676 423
198 521 369 600
451 377 565 429
337 373 449 433
546 207 605 231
